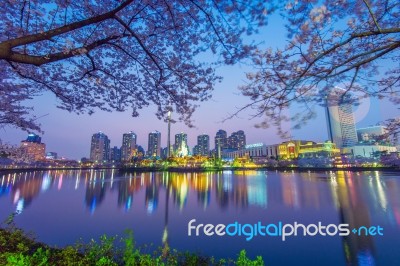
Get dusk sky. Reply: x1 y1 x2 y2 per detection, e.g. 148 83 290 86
1 14 398 160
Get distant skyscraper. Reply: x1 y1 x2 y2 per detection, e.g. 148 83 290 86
215 130 227 158
90 132 110 162
174 132 189 156
110 146 121 162
161 147 169 159
193 145 200 156
325 90 358 148
228 130 246 150
197 134 210 156
121 131 137 161
167 111 172 157
148 131 161 157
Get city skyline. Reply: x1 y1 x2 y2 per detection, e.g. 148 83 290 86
1 97 394 160
14 106 398 162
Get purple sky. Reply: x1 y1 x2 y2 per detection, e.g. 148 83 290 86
1 15 398 159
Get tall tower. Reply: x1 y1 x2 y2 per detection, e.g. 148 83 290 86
228 130 246 150
235 130 246 150
174 132 188 156
197 134 210 156
110 146 121 162
325 90 358 148
90 132 110 162
148 131 161 157
121 131 137 161
167 111 171 158
215 129 227 158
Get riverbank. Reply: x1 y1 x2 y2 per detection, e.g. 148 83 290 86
0 221 263 266
1 165 399 174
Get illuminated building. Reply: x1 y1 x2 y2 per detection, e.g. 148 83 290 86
357 126 388 143
245 143 269 158
110 146 121 162
193 145 200 156
161 147 169 159
26 133 41 143
298 141 340 158
194 134 210 156
228 130 246 150
20 134 46 161
148 131 161 157
90 132 110 162
174 132 189 157
278 140 310 160
45 152 57 160
223 143 279 159
121 131 137 161
325 89 358 148
215 129 227 158
343 144 397 158
265 144 279 158
224 141 338 161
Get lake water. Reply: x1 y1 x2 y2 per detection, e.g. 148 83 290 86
0 169 399 265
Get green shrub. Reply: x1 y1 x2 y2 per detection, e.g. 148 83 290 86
1 217 265 266
236 250 264 266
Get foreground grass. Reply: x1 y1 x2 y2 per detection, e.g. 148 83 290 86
0 218 264 265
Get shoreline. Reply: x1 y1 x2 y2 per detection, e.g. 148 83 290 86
1 166 399 174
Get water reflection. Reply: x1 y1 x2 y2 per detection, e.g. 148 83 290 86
333 171 376 265
1 170 399 219
85 180 106 213
12 172 45 213
0 170 399 265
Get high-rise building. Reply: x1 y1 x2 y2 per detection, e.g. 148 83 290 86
196 134 210 156
121 131 137 161
228 130 246 150
110 146 121 162
325 90 358 148
174 132 189 156
161 147 169 159
148 131 161 157
20 133 45 161
215 130 227 157
90 132 110 162
193 145 200 156
167 111 172 157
